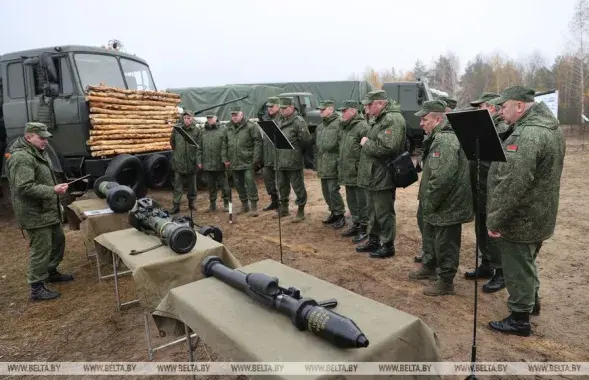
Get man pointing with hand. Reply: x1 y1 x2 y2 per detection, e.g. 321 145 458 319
6 122 73 301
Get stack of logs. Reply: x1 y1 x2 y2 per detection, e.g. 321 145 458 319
86 85 181 157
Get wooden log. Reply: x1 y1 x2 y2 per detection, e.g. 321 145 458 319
90 112 178 120
90 124 173 131
91 145 171 157
87 137 170 146
90 117 171 125
89 107 179 117
89 142 170 152
85 95 179 107
89 128 173 135
86 85 180 99
89 102 178 111
88 133 172 140
88 91 182 103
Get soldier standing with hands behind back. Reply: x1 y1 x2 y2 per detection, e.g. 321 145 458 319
261 97 281 212
6 122 73 301
170 110 201 214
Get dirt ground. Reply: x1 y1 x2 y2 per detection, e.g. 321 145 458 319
1 126 588 380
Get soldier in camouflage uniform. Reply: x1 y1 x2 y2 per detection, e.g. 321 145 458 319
464 91 509 293
6 122 73 301
486 86 565 337
197 115 231 213
170 110 201 214
261 97 281 211
408 100 474 295
315 100 346 229
356 90 406 258
338 101 369 242
275 97 312 223
438 96 457 112
226 106 263 217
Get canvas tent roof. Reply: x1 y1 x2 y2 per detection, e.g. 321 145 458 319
166 85 283 121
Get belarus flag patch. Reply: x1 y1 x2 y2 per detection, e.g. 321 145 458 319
506 144 518 152
432 152 440 157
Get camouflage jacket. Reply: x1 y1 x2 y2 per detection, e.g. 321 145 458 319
6 137 62 230
487 102 565 243
226 118 263 171
170 122 201 174
419 120 474 226
276 111 312 171
262 112 281 167
315 113 342 179
468 114 509 213
197 123 228 171
357 101 406 190
338 113 369 186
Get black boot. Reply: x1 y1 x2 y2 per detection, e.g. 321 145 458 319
356 235 379 252
263 194 279 211
370 241 394 258
323 213 336 224
352 224 368 244
482 268 505 293
464 264 494 279
342 222 360 237
171 203 180 214
531 292 541 316
331 214 345 229
488 312 531 337
30 283 60 301
47 271 74 283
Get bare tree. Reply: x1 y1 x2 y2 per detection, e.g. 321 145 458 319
567 0 589 125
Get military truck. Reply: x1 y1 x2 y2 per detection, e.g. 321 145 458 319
0 44 172 204
381 78 434 153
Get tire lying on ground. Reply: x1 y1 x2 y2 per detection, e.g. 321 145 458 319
143 153 170 189
105 154 146 197
199 225 223 243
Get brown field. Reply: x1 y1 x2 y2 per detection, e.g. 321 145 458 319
0 125 588 380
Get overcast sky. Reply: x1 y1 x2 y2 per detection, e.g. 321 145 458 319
0 0 578 90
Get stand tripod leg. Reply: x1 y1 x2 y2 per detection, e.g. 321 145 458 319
274 141 284 264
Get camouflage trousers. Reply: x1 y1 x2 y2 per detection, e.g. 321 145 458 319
277 170 307 206
173 172 197 204
345 185 368 225
25 223 65 284
232 169 258 203
417 201 434 262
366 189 395 244
496 238 542 313
422 222 461 281
320 178 345 216
263 166 277 197
476 212 502 269
205 170 230 204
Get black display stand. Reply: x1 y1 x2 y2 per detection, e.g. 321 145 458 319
174 126 200 226
258 120 295 264
446 109 506 380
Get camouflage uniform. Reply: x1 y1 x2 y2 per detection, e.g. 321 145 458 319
6 123 73 301
170 111 201 212
197 116 231 212
315 100 345 227
486 87 565 336
356 90 406 258
338 101 369 242
409 101 474 295
226 106 263 216
261 97 281 211
438 95 457 111
275 97 312 223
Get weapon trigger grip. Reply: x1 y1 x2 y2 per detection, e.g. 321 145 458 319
318 298 338 309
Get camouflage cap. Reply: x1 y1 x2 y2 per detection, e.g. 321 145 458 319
491 86 536 105
266 97 280 106
337 100 360 111
25 122 52 138
230 106 242 114
182 109 194 116
470 92 501 107
206 114 216 119
279 97 294 108
438 96 457 109
317 100 335 110
415 100 447 117
361 90 387 105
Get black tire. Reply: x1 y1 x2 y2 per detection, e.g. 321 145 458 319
143 154 170 189
199 225 223 243
105 154 145 197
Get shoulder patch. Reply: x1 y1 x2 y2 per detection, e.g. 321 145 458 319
432 152 440 158
506 144 518 152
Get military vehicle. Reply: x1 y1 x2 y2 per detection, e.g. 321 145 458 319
381 78 434 153
0 43 173 205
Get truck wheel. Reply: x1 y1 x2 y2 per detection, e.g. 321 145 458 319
143 154 170 189
198 225 223 243
105 154 145 197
